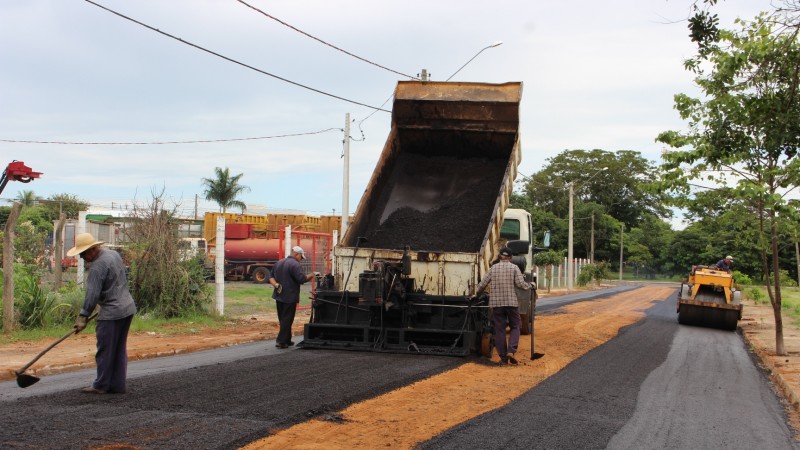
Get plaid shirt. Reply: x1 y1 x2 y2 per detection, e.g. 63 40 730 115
476 259 531 308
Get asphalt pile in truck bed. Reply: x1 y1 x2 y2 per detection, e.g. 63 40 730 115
361 154 508 253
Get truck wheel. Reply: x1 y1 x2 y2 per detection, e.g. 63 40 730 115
252 267 270 284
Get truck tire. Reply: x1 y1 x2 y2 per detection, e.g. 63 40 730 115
252 267 270 284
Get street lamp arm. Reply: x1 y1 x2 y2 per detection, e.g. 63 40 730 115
445 41 503 82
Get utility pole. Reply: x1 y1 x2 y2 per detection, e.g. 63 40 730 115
194 194 198 220
567 182 574 291
619 223 624 281
341 113 350 240
590 212 595 263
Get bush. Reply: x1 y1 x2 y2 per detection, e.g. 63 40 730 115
14 266 73 329
732 271 752 286
577 261 611 287
747 287 767 305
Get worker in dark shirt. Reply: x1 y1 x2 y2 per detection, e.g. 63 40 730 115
716 255 734 273
269 246 317 348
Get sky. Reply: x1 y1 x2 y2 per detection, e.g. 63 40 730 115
0 0 774 223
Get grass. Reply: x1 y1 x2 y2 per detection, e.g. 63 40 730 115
745 285 800 326
0 281 315 345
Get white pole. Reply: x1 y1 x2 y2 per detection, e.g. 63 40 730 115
284 224 292 258
215 216 225 315
619 224 625 281
341 113 350 240
332 230 339 275
76 210 87 286
567 182 574 291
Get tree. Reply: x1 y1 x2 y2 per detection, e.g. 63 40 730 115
520 149 669 230
38 193 90 221
201 167 250 213
657 14 800 355
15 190 38 207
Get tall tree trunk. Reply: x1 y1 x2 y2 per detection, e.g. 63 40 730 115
3 202 23 333
770 213 785 355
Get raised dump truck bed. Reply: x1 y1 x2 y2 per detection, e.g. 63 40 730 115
301 81 524 355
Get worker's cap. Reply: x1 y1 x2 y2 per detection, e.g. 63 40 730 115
726 255 734 261
292 246 306 259
66 233 105 257
499 247 513 258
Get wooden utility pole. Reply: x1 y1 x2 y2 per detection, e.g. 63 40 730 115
54 213 66 290
3 202 23 333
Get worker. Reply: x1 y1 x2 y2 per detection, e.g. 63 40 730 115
269 246 318 349
68 232 137 394
716 255 734 273
475 246 532 365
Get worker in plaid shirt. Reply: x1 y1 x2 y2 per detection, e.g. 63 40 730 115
476 246 532 365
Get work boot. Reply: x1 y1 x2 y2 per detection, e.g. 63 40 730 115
499 356 508 365
507 353 519 366
81 386 107 394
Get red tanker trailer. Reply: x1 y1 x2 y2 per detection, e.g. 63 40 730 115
210 223 332 283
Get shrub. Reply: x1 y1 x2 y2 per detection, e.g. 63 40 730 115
577 261 611 287
732 271 752 286
747 287 767 305
14 266 73 329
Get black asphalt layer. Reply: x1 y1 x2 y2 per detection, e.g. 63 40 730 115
0 347 464 449
420 286 799 449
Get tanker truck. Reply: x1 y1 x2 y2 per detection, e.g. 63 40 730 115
300 80 543 356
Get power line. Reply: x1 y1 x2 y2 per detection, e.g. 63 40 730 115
82 0 391 113
0 128 341 145
237 0 418 80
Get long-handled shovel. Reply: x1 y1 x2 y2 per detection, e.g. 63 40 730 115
15 313 97 388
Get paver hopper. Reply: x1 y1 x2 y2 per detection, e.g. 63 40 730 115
677 265 742 331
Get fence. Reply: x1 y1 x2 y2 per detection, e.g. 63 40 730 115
534 257 591 290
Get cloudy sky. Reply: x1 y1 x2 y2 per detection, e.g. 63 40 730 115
0 0 771 220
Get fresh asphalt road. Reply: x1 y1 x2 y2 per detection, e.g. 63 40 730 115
421 285 799 449
1 284 797 449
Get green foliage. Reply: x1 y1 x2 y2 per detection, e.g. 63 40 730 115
201 167 250 213
13 266 74 329
13 221 48 268
576 261 611 287
747 286 767 305
733 271 752 286
770 269 799 288
126 193 212 318
39 193 90 221
534 249 564 267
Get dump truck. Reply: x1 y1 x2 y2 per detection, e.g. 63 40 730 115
300 80 541 356
677 265 743 330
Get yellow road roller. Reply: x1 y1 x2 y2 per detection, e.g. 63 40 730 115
677 265 742 331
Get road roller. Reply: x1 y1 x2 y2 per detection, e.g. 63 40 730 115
677 265 742 331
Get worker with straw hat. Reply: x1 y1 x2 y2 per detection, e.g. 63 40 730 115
68 232 137 394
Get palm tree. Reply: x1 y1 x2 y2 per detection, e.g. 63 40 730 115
15 190 38 207
201 167 250 213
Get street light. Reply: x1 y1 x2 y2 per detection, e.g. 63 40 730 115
445 41 503 82
567 166 607 291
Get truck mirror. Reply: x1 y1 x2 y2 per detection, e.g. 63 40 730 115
542 230 551 248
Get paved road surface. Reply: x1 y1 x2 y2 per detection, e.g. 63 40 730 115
1 284 797 449
421 287 799 449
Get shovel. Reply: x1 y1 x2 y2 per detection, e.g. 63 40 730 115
15 313 97 388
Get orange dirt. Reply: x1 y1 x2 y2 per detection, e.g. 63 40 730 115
2 287 799 448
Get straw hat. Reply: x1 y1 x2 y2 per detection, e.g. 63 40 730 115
66 233 105 257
